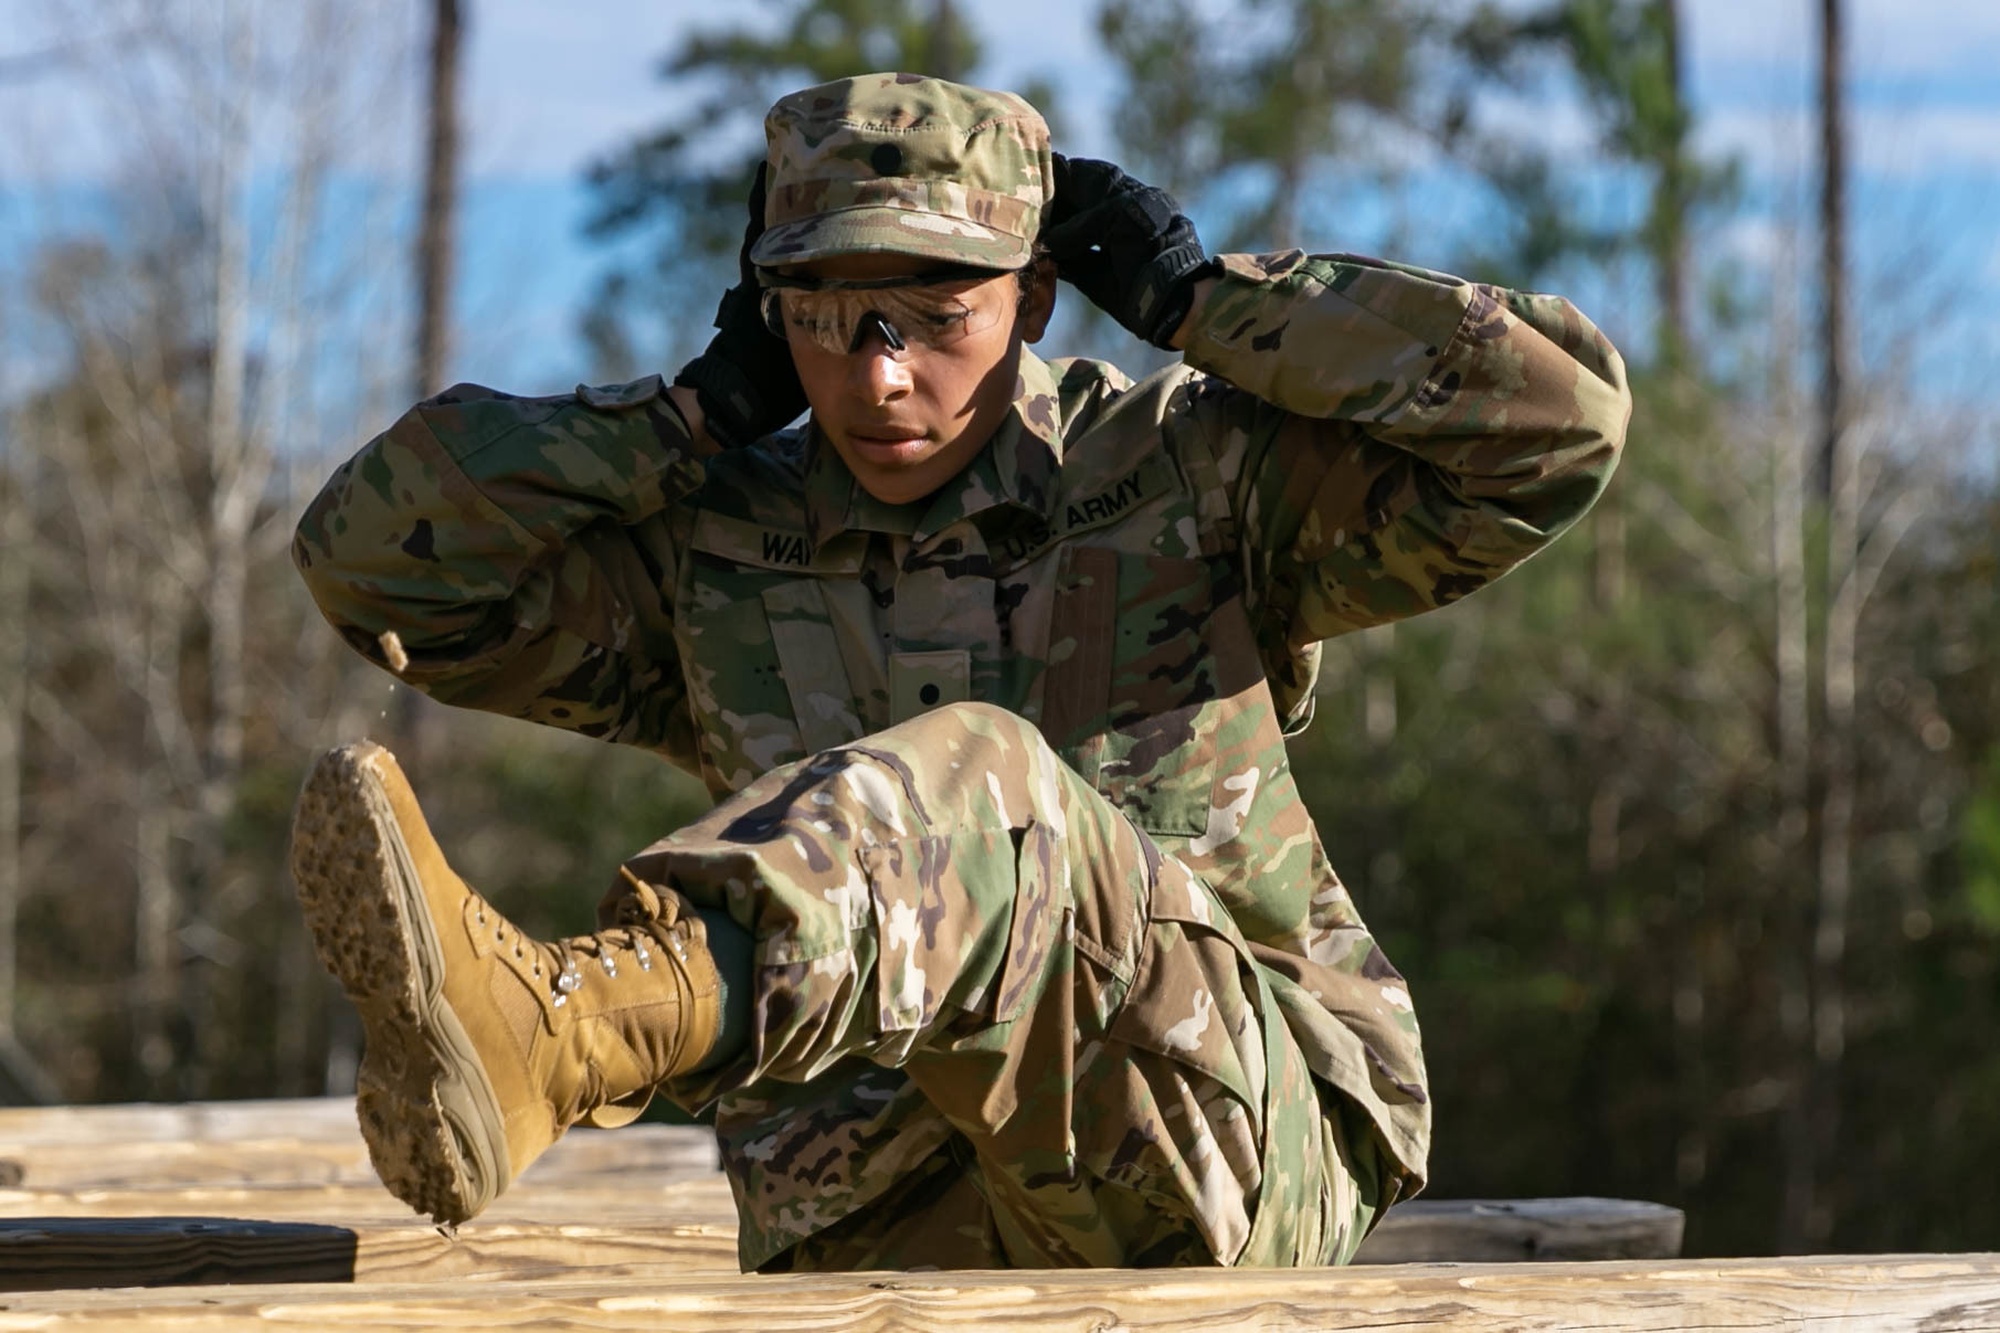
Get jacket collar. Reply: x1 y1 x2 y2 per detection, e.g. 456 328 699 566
803 349 1065 548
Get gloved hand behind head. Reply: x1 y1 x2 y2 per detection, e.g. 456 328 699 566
673 162 810 450
1041 154 1216 348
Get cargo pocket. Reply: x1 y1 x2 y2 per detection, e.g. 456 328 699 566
1108 854 1262 1117
864 828 1029 1037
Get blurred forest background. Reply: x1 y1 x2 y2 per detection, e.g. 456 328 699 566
1 0 1997 1261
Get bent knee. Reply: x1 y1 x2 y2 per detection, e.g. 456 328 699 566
885 701 1053 762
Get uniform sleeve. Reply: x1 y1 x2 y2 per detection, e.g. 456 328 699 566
291 376 709 767
1177 250 1631 647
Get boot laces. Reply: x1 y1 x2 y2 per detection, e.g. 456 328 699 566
546 919 689 1009
472 898 687 1009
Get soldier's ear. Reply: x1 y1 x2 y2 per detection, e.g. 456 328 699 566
1019 258 1057 345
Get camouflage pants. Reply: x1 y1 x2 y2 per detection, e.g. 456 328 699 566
627 702 1382 1272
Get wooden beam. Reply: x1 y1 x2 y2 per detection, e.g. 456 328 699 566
0 1098 360 1146
1 1255 1996 1330
0 1177 743 1227
1355 1197 1683 1263
0 1195 1685 1292
0 1217 740 1292
0 1121 719 1191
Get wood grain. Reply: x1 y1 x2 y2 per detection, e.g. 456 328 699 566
0 1216 742 1292
0 1254 1995 1331
0 1121 719 1191
0 1193 1679 1292
0 1176 742 1226
0 1099 359 1147
1354 1196 1684 1263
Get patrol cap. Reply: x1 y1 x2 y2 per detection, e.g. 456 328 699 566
751 72 1053 272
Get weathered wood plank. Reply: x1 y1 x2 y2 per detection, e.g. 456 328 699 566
0 1099 358 1147
0 1101 1687 1286
0 1187 1682 1267
0 1218 361 1292
0 1217 741 1291
1354 1197 1683 1263
0 1255 1995 1331
0 1195 1680 1292
0 1177 742 1226
0 1123 719 1191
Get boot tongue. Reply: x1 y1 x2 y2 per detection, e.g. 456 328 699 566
602 866 694 931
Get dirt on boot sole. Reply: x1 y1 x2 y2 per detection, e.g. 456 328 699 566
289 742 509 1226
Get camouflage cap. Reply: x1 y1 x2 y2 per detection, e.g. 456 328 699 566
751 72 1052 272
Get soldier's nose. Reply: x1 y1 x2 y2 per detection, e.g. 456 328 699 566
852 341 914 405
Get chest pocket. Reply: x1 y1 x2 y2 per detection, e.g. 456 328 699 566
1043 545 1227 837
678 579 865 793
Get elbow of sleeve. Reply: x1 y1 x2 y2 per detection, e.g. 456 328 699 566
1555 335 1633 508
1575 316 1634 460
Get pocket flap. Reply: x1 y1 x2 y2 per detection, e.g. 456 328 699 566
1108 857 1261 1114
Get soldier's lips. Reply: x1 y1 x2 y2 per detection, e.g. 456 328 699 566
843 429 933 464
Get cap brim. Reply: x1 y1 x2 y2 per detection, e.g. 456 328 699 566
750 205 1032 270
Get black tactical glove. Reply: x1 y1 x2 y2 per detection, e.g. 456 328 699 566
672 163 808 449
1040 154 1218 349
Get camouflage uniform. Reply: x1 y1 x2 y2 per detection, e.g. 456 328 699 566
294 76 1630 1270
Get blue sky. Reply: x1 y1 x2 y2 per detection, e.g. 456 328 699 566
3 0 1996 413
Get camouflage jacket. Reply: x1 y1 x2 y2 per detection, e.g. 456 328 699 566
295 250 1632 1185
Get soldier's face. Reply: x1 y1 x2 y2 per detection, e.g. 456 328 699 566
781 252 1055 506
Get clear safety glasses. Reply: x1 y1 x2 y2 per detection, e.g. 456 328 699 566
758 266 1008 354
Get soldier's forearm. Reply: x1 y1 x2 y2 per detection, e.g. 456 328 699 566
1188 253 1631 644
1184 251 1628 503
1181 253 1488 425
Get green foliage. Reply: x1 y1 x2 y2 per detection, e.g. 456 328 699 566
1098 0 1430 248
1453 0 1738 356
579 0 987 376
1962 748 2000 934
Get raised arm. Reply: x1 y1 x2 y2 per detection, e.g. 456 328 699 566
1176 249 1631 646
294 165 806 767
293 379 713 761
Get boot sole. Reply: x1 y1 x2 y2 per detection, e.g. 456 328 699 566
289 742 510 1225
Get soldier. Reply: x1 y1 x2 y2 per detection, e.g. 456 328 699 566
289 72 1630 1271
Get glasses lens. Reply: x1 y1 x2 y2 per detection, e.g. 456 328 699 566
765 283 1002 354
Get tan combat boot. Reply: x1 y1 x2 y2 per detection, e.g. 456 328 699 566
288 740 720 1225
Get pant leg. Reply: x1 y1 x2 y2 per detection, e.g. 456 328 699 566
623 701 1380 1270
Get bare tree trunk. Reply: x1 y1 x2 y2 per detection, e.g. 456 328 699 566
0 429 27 1044
1772 334 1813 1256
1814 0 1848 499
927 0 968 82
1364 624 1398 747
185 0 260 1097
1808 0 1856 1252
133 582 187 1093
1271 155 1303 254
1656 0 1691 365
1784 0 1853 1252
414 0 462 401
395 0 467 792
